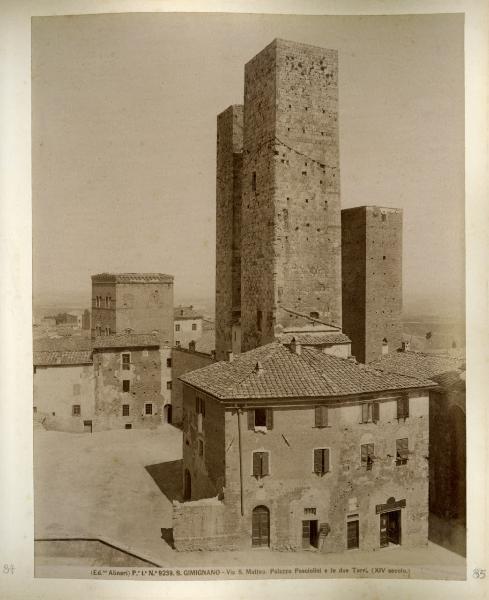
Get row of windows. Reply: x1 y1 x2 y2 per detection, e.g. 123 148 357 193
251 439 410 478
70 403 157 416
175 323 197 331
121 379 172 392
95 326 112 336
246 399 410 431
94 296 112 308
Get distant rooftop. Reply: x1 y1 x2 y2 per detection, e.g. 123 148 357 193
370 351 465 380
93 333 160 349
174 305 203 320
34 350 92 367
277 331 351 346
92 273 174 284
180 341 435 402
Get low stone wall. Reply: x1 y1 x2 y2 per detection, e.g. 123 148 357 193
173 498 241 551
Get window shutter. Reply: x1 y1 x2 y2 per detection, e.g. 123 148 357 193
314 449 322 473
369 443 374 457
362 403 369 423
253 452 260 476
372 402 379 423
399 438 408 458
248 410 255 430
262 452 269 476
195 397 199 413
315 406 322 427
266 408 273 430
202 398 206 417
322 406 328 427
404 396 409 417
323 448 330 473
361 444 367 464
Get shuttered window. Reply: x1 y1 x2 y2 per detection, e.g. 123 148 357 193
372 402 380 423
396 438 408 465
313 448 330 475
361 443 374 470
362 402 380 423
397 396 409 419
361 403 369 423
315 405 328 427
248 408 273 430
252 451 269 478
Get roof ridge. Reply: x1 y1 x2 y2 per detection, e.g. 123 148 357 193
226 342 284 396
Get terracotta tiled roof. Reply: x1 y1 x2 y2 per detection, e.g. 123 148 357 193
370 351 464 380
431 370 466 392
33 336 92 352
93 333 160 349
34 350 92 366
277 332 351 345
91 273 174 283
180 341 435 401
174 305 203 320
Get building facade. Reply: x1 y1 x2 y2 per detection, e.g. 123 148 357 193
174 305 204 349
173 340 434 552
91 272 174 344
92 333 165 430
341 206 403 364
215 105 244 361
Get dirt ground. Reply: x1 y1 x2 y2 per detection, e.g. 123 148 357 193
34 426 466 579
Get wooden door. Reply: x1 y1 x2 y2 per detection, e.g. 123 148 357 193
387 510 401 545
347 520 359 549
252 506 270 547
83 420 92 433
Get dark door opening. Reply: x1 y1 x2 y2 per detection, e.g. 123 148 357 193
164 404 172 424
252 505 270 548
183 469 192 501
83 420 92 433
380 510 401 547
347 519 359 549
302 520 319 548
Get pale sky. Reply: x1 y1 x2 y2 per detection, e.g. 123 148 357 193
32 12 464 317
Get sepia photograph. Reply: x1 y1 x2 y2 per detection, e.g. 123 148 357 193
29 10 470 582
0 0 486 596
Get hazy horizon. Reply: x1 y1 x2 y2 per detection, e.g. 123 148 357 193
32 13 465 321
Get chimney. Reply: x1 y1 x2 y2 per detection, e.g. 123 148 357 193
254 361 264 375
401 341 410 352
228 351 234 362
290 337 302 355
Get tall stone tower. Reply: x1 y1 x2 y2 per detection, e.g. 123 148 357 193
341 206 402 364
91 273 174 344
240 39 342 352
215 105 243 361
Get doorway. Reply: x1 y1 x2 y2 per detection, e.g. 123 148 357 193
83 420 92 433
252 505 270 548
183 469 192 501
347 519 359 549
302 520 319 548
380 510 401 547
164 404 172 424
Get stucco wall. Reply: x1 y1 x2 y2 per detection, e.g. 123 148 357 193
171 348 213 426
175 390 429 552
33 364 95 432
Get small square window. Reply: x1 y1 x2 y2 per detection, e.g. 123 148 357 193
191 323 197 331
145 403 153 415
166 358 172 368
167 381 172 390
175 324 181 332
122 380 130 392
125 423 132 430
122 404 130 416
175 341 181 347
72 404 81 416
396 438 409 465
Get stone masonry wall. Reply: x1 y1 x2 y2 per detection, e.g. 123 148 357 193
115 282 174 344
342 206 402 364
241 39 342 352
171 348 213 426
341 207 367 362
220 393 428 552
91 282 116 337
215 105 243 361
93 346 163 430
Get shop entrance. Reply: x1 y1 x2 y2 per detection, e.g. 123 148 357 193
380 509 401 547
